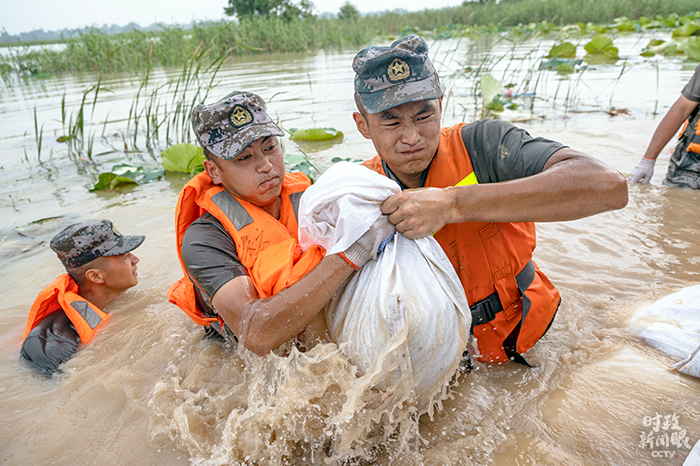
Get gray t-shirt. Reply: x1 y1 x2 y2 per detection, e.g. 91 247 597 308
681 63 700 102
182 119 564 314
462 119 564 183
181 212 248 317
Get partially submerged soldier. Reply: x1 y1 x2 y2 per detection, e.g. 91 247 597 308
352 35 628 365
629 62 700 187
21 219 144 376
168 91 394 354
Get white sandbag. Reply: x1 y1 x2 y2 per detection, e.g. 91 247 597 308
629 285 700 378
684 439 700 466
299 162 471 409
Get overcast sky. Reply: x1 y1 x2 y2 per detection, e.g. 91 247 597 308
0 0 464 35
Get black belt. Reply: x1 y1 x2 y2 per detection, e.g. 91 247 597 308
469 260 536 329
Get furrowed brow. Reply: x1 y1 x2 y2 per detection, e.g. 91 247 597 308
378 110 399 121
417 102 434 116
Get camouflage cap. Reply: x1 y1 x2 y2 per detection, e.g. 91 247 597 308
191 91 284 160
353 34 442 114
50 219 145 269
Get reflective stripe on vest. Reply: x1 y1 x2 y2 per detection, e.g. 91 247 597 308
70 300 103 329
24 274 109 344
168 171 325 325
211 191 254 230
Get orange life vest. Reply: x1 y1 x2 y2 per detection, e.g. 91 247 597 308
666 104 700 188
23 273 109 344
363 123 561 363
167 171 325 326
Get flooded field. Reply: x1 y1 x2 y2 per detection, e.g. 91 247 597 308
0 34 699 465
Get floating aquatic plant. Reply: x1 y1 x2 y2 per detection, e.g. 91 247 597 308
90 163 164 191
289 127 343 141
584 35 619 58
679 37 700 61
284 153 318 181
584 34 619 64
161 143 205 174
640 39 667 57
547 41 577 59
672 22 700 37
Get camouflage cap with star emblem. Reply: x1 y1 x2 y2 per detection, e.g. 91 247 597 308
352 34 442 114
50 219 145 269
191 91 284 160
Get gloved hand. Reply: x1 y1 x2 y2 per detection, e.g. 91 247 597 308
339 215 396 269
628 157 655 183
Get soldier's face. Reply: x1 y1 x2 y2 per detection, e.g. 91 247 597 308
100 252 140 292
353 98 442 188
204 136 285 217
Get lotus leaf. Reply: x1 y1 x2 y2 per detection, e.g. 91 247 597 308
662 42 681 56
90 163 164 191
672 22 700 37
547 42 577 59
581 22 608 34
644 20 665 30
331 157 364 164
583 54 619 65
91 173 137 191
161 143 205 174
284 153 308 166
679 37 700 61
284 153 317 181
613 17 637 32
539 57 582 71
480 74 502 110
289 128 343 141
555 62 576 74
647 39 666 48
584 35 619 59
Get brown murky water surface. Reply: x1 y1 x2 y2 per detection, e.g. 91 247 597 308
0 35 699 465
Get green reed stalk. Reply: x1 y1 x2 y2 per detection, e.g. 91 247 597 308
33 105 44 163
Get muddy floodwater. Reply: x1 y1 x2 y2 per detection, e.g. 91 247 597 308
1 35 699 465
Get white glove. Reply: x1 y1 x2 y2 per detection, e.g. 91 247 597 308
628 157 655 183
340 215 396 269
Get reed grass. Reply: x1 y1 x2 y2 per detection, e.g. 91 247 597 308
50 41 227 162
12 0 699 167
1 1 697 76
33 105 44 163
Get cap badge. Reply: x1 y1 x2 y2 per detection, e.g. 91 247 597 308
229 105 254 128
387 58 411 82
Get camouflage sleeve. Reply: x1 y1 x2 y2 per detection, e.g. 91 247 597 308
460 119 565 183
181 213 249 314
681 63 700 102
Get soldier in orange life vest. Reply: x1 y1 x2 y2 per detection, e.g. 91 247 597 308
21 219 144 376
351 35 629 365
629 63 700 187
168 91 394 355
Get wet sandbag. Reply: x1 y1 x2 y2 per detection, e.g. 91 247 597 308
298 162 471 410
685 439 700 466
629 285 700 378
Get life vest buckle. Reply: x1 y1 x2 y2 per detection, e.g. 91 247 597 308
470 292 503 328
